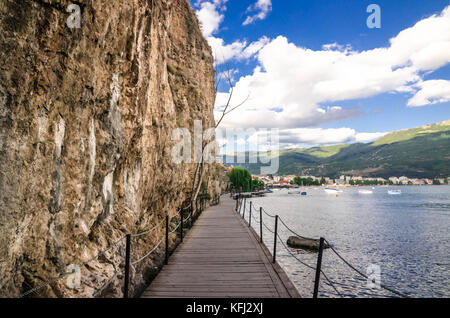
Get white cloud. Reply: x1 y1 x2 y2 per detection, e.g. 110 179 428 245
355 132 388 143
215 6 450 129
407 80 450 106
278 128 387 146
195 1 226 37
244 127 387 149
243 0 272 26
322 42 353 52
207 36 247 63
194 1 268 64
241 36 270 59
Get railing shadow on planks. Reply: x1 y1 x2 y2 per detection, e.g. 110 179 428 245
235 195 410 298
17 194 221 298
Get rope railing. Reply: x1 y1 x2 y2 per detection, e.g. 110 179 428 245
277 217 311 240
324 239 409 298
18 194 217 298
261 207 276 218
92 270 123 298
276 234 315 271
183 211 193 223
250 210 260 224
18 235 127 298
81 236 127 266
262 219 275 234
237 197 410 298
248 203 344 298
169 221 182 234
266 209 343 298
131 237 165 266
131 220 164 238
276 233 343 298
18 269 77 298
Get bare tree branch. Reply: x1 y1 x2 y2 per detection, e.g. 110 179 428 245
189 51 250 212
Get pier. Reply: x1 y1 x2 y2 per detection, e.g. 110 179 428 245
17 195 409 298
141 196 299 298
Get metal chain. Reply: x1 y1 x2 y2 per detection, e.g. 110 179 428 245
183 211 192 222
276 233 343 298
261 207 276 218
19 202 197 298
250 211 260 224
92 270 123 298
79 236 127 268
277 234 316 271
320 270 344 298
262 220 275 234
277 217 310 240
19 200 409 299
18 235 126 298
253 205 408 298
170 221 182 234
324 239 409 298
131 237 165 266
18 269 76 298
131 220 164 238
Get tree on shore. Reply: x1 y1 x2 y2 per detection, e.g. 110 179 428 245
227 167 252 192
189 66 248 212
292 177 324 186
252 178 265 190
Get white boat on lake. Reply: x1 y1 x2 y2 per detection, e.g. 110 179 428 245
324 188 339 195
388 190 402 195
359 190 373 194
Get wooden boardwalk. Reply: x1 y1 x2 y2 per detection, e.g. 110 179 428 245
141 196 300 298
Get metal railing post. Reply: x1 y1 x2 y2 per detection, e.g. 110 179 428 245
240 197 243 214
313 237 325 298
235 196 238 212
243 198 247 219
260 207 263 243
124 234 131 298
180 210 184 243
273 215 278 264
165 215 169 265
249 202 252 227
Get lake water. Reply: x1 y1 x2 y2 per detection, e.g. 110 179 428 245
248 186 450 298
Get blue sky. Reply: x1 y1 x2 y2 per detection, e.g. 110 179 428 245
191 0 450 149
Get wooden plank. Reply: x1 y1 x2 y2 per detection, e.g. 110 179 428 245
141 196 300 298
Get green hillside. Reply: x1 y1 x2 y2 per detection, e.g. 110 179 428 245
224 121 450 178
373 120 450 146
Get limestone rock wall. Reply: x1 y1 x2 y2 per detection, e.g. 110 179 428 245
0 0 219 297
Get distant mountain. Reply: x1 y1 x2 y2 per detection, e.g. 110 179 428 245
224 121 450 178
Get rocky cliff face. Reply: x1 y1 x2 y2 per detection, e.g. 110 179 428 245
0 0 221 297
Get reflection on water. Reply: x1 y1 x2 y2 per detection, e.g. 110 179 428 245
249 186 450 298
